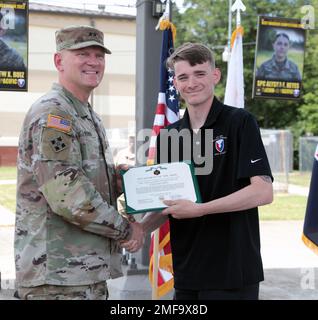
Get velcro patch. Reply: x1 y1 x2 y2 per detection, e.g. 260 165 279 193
50 136 67 152
47 114 71 133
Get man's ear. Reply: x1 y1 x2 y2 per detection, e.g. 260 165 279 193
212 68 221 85
54 52 63 71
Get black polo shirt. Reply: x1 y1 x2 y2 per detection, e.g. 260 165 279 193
156 97 273 290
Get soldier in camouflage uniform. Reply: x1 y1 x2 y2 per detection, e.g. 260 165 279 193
256 33 301 81
14 25 144 300
0 38 26 70
0 13 26 71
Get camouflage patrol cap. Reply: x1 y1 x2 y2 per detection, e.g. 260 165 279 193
55 25 111 54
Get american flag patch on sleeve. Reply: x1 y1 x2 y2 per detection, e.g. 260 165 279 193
47 114 71 133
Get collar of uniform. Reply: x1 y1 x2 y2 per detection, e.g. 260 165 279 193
283 59 293 70
202 97 223 128
271 55 289 70
52 83 91 118
179 108 191 130
180 96 223 130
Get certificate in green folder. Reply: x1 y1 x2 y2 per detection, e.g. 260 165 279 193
121 161 202 214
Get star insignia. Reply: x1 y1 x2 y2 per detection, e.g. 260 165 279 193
50 136 67 152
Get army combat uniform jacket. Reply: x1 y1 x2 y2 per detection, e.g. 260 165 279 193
15 83 130 287
0 39 26 70
256 55 301 81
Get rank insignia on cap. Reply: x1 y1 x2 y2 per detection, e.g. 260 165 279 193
47 114 71 133
50 136 67 152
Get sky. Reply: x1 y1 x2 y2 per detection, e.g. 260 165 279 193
30 0 185 15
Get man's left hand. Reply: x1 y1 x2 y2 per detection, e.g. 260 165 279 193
161 199 204 219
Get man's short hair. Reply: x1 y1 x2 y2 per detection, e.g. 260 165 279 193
166 42 215 70
274 32 290 42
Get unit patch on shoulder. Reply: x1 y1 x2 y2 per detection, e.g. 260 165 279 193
50 136 68 152
47 114 71 133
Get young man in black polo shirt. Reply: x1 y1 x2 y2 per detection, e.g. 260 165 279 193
138 42 273 300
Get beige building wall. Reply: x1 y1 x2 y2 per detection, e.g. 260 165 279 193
0 4 136 142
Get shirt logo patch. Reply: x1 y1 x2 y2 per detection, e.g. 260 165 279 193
47 114 71 133
50 136 67 152
215 139 224 153
214 135 227 156
251 158 262 164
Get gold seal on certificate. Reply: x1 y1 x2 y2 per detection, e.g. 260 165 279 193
121 161 202 214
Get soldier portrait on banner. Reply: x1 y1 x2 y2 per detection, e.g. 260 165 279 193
0 1 28 91
252 16 306 100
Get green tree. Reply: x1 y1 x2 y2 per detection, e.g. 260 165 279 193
173 0 316 124
299 29 318 135
172 0 318 167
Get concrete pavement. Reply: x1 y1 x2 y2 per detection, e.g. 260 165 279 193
0 206 15 300
0 205 15 227
105 220 318 300
259 221 318 299
288 184 309 197
1 214 318 299
1 182 317 300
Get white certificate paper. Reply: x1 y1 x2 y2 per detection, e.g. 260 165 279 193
121 161 201 214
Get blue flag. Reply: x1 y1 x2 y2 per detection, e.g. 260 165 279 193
303 144 318 255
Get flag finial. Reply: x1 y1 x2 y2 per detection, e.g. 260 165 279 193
156 0 170 30
155 0 176 43
231 0 246 27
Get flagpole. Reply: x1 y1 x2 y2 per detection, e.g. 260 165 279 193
152 229 159 299
152 0 171 300
227 0 232 60
222 0 232 66
224 0 246 108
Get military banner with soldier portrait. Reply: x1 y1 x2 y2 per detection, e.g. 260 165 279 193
0 0 28 91
252 16 306 100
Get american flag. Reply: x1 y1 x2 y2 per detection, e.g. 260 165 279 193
47 114 71 133
303 144 318 255
147 26 179 162
148 21 179 298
